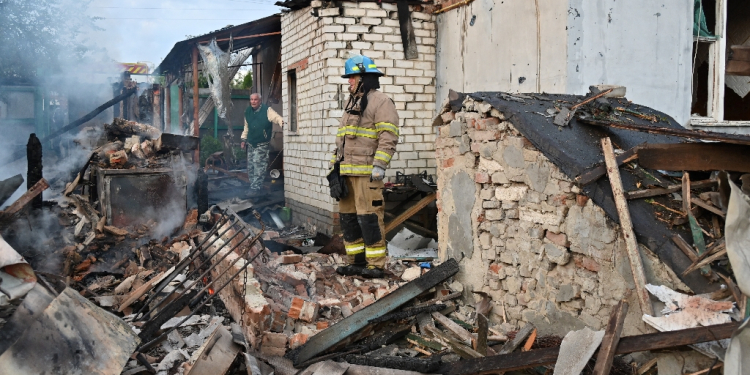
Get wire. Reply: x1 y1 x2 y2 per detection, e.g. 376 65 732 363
99 17 263 20
90 6 267 10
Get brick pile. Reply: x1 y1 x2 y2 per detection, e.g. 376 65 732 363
280 0 438 234
433 96 691 336
207 224 411 355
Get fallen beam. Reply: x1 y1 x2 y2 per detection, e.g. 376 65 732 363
601 137 653 316
626 179 716 200
287 258 459 367
574 145 639 186
0 174 24 207
579 118 750 146
385 193 436 235
638 143 750 173
440 322 741 375
592 301 629 375
0 178 49 222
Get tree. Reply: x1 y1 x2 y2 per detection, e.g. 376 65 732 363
0 0 100 85
231 71 252 90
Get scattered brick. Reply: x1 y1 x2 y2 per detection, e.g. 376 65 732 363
545 231 569 247
289 333 309 349
281 254 303 264
577 194 589 207
316 321 329 330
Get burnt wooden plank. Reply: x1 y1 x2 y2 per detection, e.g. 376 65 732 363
579 119 750 146
637 143 750 173
575 145 639 186
288 258 459 367
397 0 418 60
626 180 716 200
441 322 740 375
492 323 535 355
592 300 629 375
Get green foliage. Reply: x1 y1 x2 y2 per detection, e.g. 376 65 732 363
0 0 100 84
186 73 210 89
200 135 223 165
231 72 252 90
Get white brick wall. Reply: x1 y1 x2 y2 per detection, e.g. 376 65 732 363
281 2 437 215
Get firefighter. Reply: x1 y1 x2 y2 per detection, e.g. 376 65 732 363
330 55 399 279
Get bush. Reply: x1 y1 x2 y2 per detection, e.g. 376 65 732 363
200 135 223 165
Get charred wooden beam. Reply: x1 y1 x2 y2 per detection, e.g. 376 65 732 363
345 354 441 373
579 118 750 146
287 258 459 367
0 178 49 222
397 0 418 60
638 143 750 173
27 133 43 209
369 304 446 324
440 322 741 375
574 146 639 186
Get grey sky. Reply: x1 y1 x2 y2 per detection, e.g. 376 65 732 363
84 0 281 71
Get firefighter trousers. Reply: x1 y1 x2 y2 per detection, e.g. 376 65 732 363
339 176 387 268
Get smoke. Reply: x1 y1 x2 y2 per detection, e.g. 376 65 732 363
0 0 121 205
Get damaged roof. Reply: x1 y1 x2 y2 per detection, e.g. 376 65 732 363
155 14 281 75
459 91 742 294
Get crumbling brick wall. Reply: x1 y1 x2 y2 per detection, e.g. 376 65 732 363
434 96 690 336
281 1 437 234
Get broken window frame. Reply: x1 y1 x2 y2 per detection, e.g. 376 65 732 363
691 0 750 127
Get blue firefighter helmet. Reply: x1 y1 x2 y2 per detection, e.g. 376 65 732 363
341 55 384 78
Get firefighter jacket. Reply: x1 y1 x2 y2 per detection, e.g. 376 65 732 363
330 90 399 176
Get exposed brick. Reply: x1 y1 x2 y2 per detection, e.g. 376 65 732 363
475 171 490 183
472 130 501 141
260 346 287 357
262 332 288 348
475 117 500 130
316 321 330 330
574 256 601 273
281 254 303 264
441 158 454 168
576 194 589 207
289 333 308 349
441 111 455 123
545 231 569 247
288 297 304 320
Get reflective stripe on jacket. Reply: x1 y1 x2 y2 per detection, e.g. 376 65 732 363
331 90 399 176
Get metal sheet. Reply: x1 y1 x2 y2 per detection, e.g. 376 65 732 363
0 287 140 375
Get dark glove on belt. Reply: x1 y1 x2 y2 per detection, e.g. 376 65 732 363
327 162 348 201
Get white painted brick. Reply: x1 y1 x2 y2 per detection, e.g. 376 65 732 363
382 85 405 94
394 76 414 85
343 8 366 17
414 77 432 85
398 110 415 118
373 42 394 51
414 29 431 37
400 151 419 160
381 2 397 11
361 17 382 25
379 76 393 85
311 0 323 7
319 7 340 17
408 159 427 168
383 34 402 43
372 26 394 34
404 85 424 93
325 41 347 49
322 25 345 33
383 19 400 27
321 17 334 25
335 17 356 25
366 9 388 18
358 2 382 9
337 33 358 41
405 69 424 77
406 102 423 110
395 60 414 68
412 12 432 21
351 41 372 49
347 25 369 33
386 67 405 76
363 33 383 42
